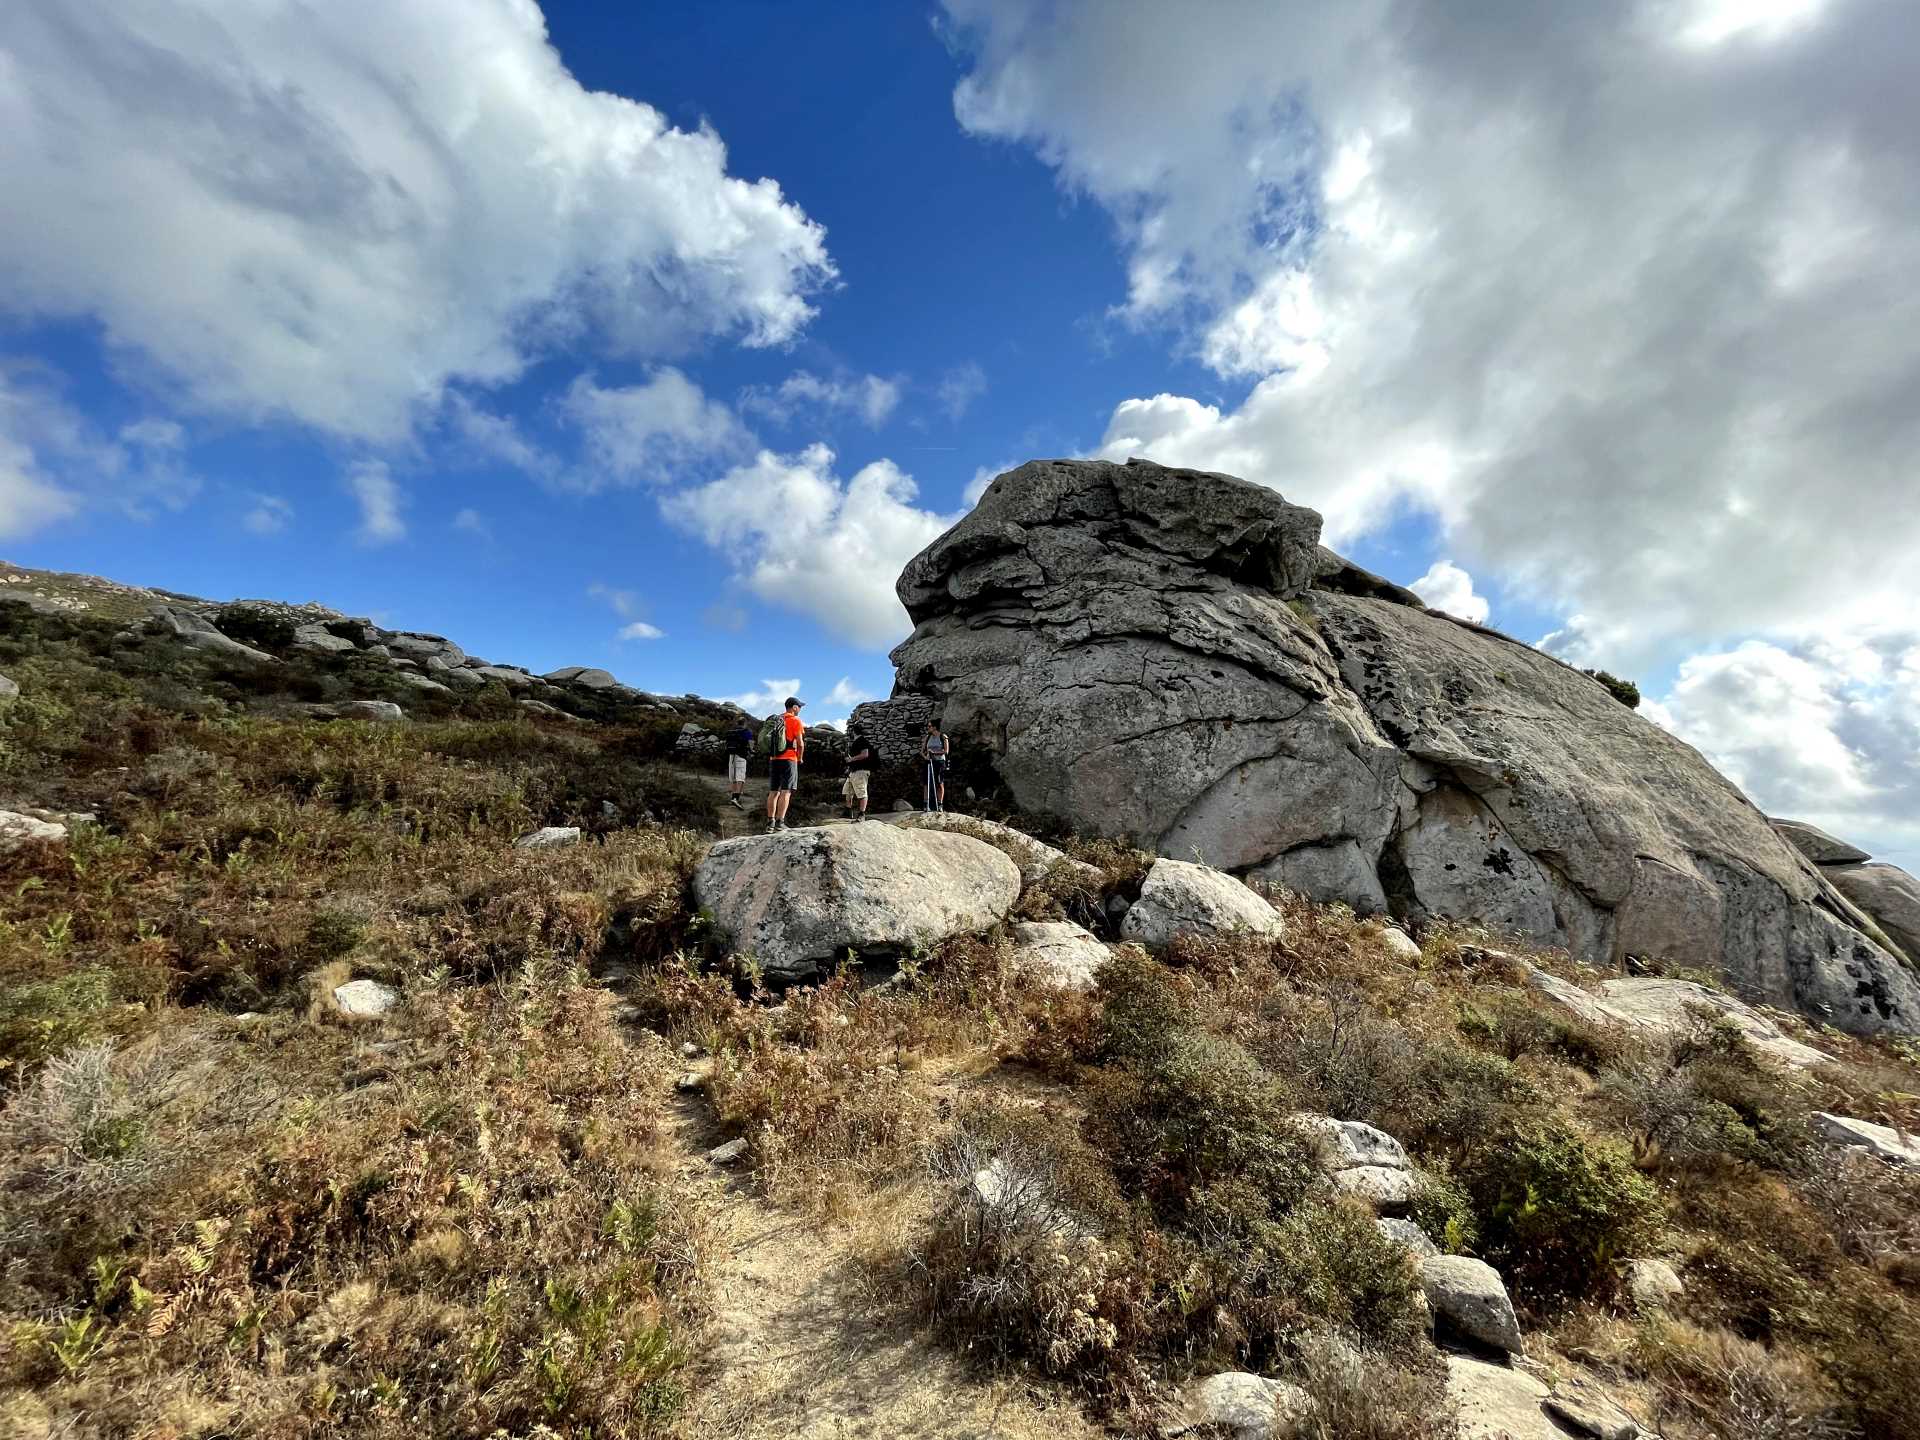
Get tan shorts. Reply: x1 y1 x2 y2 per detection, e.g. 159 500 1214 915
726 754 747 782
842 771 870 802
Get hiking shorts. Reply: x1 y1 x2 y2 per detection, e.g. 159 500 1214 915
769 758 799 792
842 770 870 803
726 754 747 782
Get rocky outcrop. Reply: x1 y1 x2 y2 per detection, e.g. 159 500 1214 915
693 825 1021 980
881 458 1919 1036
1299 1116 1418 1213
0 809 69 855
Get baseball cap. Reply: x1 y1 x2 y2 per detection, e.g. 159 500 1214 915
785 696 804 709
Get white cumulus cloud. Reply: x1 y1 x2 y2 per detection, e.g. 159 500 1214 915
0 0 833 442
1409 560 1489 625
664 444 955 649
346 460 405 546
243 494 293 537
618 620 665 641
564 370 752 487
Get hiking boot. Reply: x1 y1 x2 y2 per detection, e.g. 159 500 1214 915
764 819 779 834
728 795 743 809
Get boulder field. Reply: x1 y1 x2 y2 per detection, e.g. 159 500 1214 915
857 458 1920 1036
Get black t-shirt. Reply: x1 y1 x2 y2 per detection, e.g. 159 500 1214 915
845 729 875 773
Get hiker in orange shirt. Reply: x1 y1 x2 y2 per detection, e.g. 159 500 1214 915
765 695 806 833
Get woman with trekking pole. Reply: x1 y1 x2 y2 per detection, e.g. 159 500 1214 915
921 719 950 812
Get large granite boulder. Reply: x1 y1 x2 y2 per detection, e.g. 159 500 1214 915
1119 858 1285 949
132 605 277 664
1827 863 1920 967
693 824 1021 979
882 458 1919 1036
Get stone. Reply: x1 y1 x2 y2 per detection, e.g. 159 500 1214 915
514 826 582 849
1444 1354 1556 1440
1770 818 1870 866
1299 1116 1417 1214
1543 1378 1646 1440
675 1071 704 1093
338 700 404 723
707 1137 748 1165
693 823 1022 980
1120 858 1285 950
1298 1116 1413 1172
1010 921 1110 991
1165 1372 1312 1440
137 605 277 664
1827 862 1920 966
892 799 914 812
395 672 450 694
1375 926 1423 962
543 666 620 689
0 673 18 702
1593 978 1831 1069
385 632 465 665
1521 963 1623 1029
968 1157 1089 1239
891 811 1102 887
1422 1255 1524 1354
439 667 486 690
0 809 68 854
472 665 535 689
881 458 1920 1037
1810 1111 1920 1169
1622 1258 1685 1312
1376 1217 1440 1258
291 623 356 654
517 698 574 718
333 979 399 1018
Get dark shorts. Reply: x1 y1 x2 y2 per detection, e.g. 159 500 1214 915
924 756 949 775
769 758 799 792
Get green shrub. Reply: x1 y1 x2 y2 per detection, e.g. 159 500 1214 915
1582 668 1641 708
1464 1117 1662 1301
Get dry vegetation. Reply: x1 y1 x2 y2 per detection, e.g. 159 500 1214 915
7 598 1920 1439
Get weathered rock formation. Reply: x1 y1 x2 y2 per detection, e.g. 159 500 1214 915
867 458 1919 1035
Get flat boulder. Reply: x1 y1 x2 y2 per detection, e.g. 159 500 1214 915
1811 1111 1920 1169
395 672 451 695
1120 858 1284 950
291 623 356 654
1445 1355 1555 1440
1376 1217 1440 1258
543 666 620 689
338 700 404 722
385 632 465 665
1422 1255 1524 1354
0 809 68 855
693 823 1021 979
1165 1372 1311 1440
1770 818 1870 866
1594 977 1831 1069
1010 921 1110 991
514 827 582 850
473 665 535 689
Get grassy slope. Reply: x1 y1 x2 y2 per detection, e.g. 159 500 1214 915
5 598 1920 1439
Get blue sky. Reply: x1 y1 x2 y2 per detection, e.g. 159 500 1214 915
3 0 1918 867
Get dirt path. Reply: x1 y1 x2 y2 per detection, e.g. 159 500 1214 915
662 1077 1102 1439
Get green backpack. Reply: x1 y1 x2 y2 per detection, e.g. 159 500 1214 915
756 714 787 758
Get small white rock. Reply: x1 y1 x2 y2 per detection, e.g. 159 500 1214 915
0 809 69 854
514 826 582 849
707 1137 748 1165
1376 926 1423 962
1165 1372 1312 1439
1622 1257 1685 1312
333 979 400 1018
1422 1254 1525 1354
1810 1111 1920 1170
